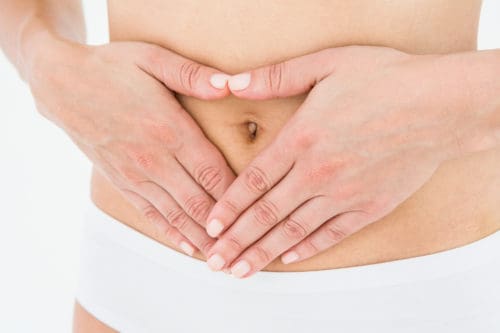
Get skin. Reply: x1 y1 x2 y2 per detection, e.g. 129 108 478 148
26 35 237 256
99 1 499 275
0 1 239 259
1 0 499 331
205 46 500 278
89 1 500 325
73 303 117 333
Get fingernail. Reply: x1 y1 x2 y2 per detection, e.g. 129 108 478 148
207 253 225 271
223 268 232 275
281 251 299 264
228 73 251 91
231 260 251 278
207 219 224 237
210 73 230 89
180 241 195 256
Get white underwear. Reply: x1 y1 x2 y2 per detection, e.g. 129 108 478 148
76 199 500 333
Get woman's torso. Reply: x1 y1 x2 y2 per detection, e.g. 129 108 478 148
92 0 500 271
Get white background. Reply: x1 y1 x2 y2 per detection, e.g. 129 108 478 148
0 1 499 332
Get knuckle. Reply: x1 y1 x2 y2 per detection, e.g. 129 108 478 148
330 182 359 206
121 145 156 174
184 194 211 222
163 224 179 241
142 205 162 224
166 208 190 230
302 237 320 253
307 161 337 185
118 166 144 186
179 61 202 91
199 239 216 255
252 199 279 227
245 165 271 193
265 62 286 96
251 245 272 264
292 130 317 151
282 218 308 239
224 234 243 253
325 223 347 243
218 199 240 216
133 152 155 171
194 163 222 192
146 120 182 151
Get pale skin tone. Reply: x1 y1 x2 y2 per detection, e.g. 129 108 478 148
205 46 500 278
1 0 499 332
27 36 237 257
1 1 238 258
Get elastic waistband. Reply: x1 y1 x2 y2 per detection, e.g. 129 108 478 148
82 199 500 293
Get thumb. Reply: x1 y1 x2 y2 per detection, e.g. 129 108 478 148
137 44 231 100
227 48 337 100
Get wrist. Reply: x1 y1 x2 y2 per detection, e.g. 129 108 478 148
424 51 500 161
18 18 83 82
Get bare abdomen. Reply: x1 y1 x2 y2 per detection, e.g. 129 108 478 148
90 0 499 272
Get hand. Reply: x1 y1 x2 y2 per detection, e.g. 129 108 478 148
205 46 473 277
27 34 236 257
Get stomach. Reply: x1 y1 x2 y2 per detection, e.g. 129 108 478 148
92 0 500 272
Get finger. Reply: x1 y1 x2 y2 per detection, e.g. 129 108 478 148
205 167 313 271
98 149 216 255
136 44 231 99
127 181 215 254
227 48 338 99
174 128 236 201
227 196 340 278
280 210 371 265
119 188 202 257
146 155 217 228
124 93 232 223
205 142 295 238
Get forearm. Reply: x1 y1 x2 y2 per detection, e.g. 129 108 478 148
441 49 500 158
0 0 85 79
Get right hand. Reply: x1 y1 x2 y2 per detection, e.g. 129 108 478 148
25 33 236 257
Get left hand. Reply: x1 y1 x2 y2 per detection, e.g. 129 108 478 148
205 46 475 278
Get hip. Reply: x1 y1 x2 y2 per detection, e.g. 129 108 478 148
76 198 500 332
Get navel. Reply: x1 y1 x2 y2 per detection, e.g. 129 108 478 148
247 120 258 141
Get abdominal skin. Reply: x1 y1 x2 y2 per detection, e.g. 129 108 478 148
90 0 500 272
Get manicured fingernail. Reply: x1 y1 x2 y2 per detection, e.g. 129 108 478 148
223 268 232 274
228 73 251 91
207 219 224 237
210 73 230 89
207 253 225 271
281 251 299 264
180 241 195 256
231 260 251 278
